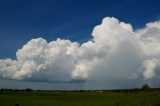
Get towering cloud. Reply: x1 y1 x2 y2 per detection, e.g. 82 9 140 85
0 17 160 88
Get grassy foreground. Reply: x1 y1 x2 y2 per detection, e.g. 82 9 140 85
0 90 160 106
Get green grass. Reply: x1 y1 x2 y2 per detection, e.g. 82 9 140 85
0 91 160 106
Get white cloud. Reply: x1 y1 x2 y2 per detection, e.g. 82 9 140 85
0 17 160 88
142 58 160 79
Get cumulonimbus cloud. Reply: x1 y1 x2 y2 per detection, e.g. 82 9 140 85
0 17 160 88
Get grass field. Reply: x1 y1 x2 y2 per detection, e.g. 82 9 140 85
0 90 160 106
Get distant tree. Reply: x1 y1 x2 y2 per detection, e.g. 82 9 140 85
141 83 150 91
25 88 33 92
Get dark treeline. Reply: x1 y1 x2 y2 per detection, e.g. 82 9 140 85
0 88 160 93
0 84 159 93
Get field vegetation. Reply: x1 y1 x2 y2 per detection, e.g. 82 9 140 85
0 87 160 106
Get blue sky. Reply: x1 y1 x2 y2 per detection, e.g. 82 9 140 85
0 0 160 59
0 0 160 90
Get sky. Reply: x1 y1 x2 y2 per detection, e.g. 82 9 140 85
0 0 160 90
